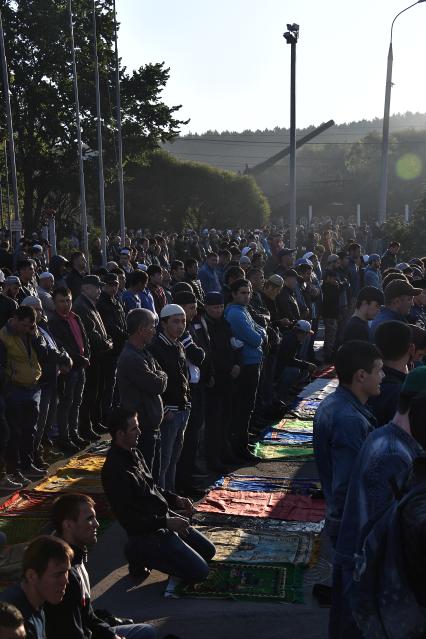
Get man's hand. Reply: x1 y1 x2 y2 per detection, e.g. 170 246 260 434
230 364 240 379
167 517 190 536
174 496 194 517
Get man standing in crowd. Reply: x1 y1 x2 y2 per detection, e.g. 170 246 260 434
121 270 149 313
225 279 266 461
0 306 45 482
198 253 221 294
37 273 55 318
16 260 38 304
381 240 400 272
184 258 204 306
49 287 90 454
46 493 157 639
102 408 215 582
370 279 422 338
149 304 190 491
363 254 382 290
96 272 127 421
66 252 87 300
147 264 167 315
73 275 113 440
117 308 167 481
343 286 384 343
276 269 301 324
408 278 426 328
0 536 73 639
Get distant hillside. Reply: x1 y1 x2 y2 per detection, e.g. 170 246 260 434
163 112 426 173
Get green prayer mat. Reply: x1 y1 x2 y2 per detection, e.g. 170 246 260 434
253 442 314 460
176 562 305 603
196 526 314 565
273 418 313 433
0 517 51 544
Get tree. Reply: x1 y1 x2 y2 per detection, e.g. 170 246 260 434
0 0 187 233
122 151 270 230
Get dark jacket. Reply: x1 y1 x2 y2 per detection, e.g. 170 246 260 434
0 583 45 639
117 341 167 430
0 293 17 329
276 329 310 371
101 443 180 534
45 544 114 639
66 269 84 301
368 365 407 427
96 291 127 356
73 294 112 357
276 286 300 324
34 321 72 384
343 315 369 343
321 281 341 319
48 311 91 369
204 313 238 383
149 332 190 412
381 249 398 273
184 273 205 305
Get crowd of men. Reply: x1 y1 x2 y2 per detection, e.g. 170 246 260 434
0 224 425 637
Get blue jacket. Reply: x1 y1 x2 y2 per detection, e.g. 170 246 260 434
138 288 156 315
336 422 423 563
198 263 221 294
121 289 141 314
224 303 266 365
363 266 382 291
370 306 408 340
313 385 377 543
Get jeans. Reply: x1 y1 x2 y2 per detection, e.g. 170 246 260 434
35 382 57 452
232 364 260 453
159 409 190 490
323 319 338 362
329 561 362 639
137 422 161 485
57 368 85 441
4 385 40 470
126 527 216 583
111 624 157 639
0 396 10 471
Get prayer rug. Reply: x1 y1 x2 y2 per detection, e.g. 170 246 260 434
272 418 313 433
213 475 318 493
297 379 334 398
56 455 105 475
193 513 324 534
252 442 314 460
313 365 336 379
175 562 305 603
85 440 111 455
195 489 325 522
0 491 113 519
0 516 51 544
34 474 104 494
196 526 315 565
261 430 313 445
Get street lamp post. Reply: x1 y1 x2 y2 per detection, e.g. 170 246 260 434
378 0 425 225
284 24 299 249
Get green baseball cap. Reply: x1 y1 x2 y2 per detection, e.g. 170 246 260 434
401 366 426 394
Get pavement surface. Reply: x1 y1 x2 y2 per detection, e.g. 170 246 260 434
88 457 331 639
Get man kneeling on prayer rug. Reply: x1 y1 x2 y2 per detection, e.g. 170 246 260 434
101 407 216 587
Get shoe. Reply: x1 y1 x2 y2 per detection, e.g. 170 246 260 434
12 471 31 487
21 465 47 479
71 436 88 450
0 474 23 490
80 430 101 442
33 454 49 470
58 440 80 455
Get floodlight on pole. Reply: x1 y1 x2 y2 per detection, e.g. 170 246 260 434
283 23 299 249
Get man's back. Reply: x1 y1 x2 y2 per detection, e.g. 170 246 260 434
313 385 376 542
0 583 45 639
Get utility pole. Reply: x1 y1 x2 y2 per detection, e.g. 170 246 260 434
113 0 126 247
0 8 20 248
92 0 107 267
284 24 299 249
4 142 10 232
69 0 89 268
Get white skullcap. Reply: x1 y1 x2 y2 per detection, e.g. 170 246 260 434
160 304 185 319
39 271 54 280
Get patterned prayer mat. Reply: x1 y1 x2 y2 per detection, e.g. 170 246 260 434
253 442 314 460
196 489 325 522
262 430 313 445
297 379 335 398
196 525 315 565
288 399 322 420
0 516 51 544
56 455 106 475
193 513 324 534
85 440 112 455
0 491 113 519
272 418 313 433
213 475 318 493
313 365 336 379
175 562 305 603
34 474 104 494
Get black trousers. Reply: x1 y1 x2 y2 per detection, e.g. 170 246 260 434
231 364 260 453
205 381 233 464
176 384 204 489
79 360 102 434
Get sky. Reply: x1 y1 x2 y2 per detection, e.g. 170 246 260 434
117 0 426 135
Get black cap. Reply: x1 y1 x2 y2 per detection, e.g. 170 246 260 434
104 273 119 285
283 268 298 278
82 275 105 288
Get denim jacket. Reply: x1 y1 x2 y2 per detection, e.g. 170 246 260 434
336 422 423 564
370 306 407 340
313 385 377 543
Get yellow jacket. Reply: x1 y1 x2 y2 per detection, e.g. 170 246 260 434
0 325 41 386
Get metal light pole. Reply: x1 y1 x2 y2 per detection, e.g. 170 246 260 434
92 0 107 267
284 24 299 249
69 0 89 268
4 141 10 231
378 0 425 224
113 0 126 247
0 8 20 248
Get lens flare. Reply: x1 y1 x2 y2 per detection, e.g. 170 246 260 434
395 153 423 181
